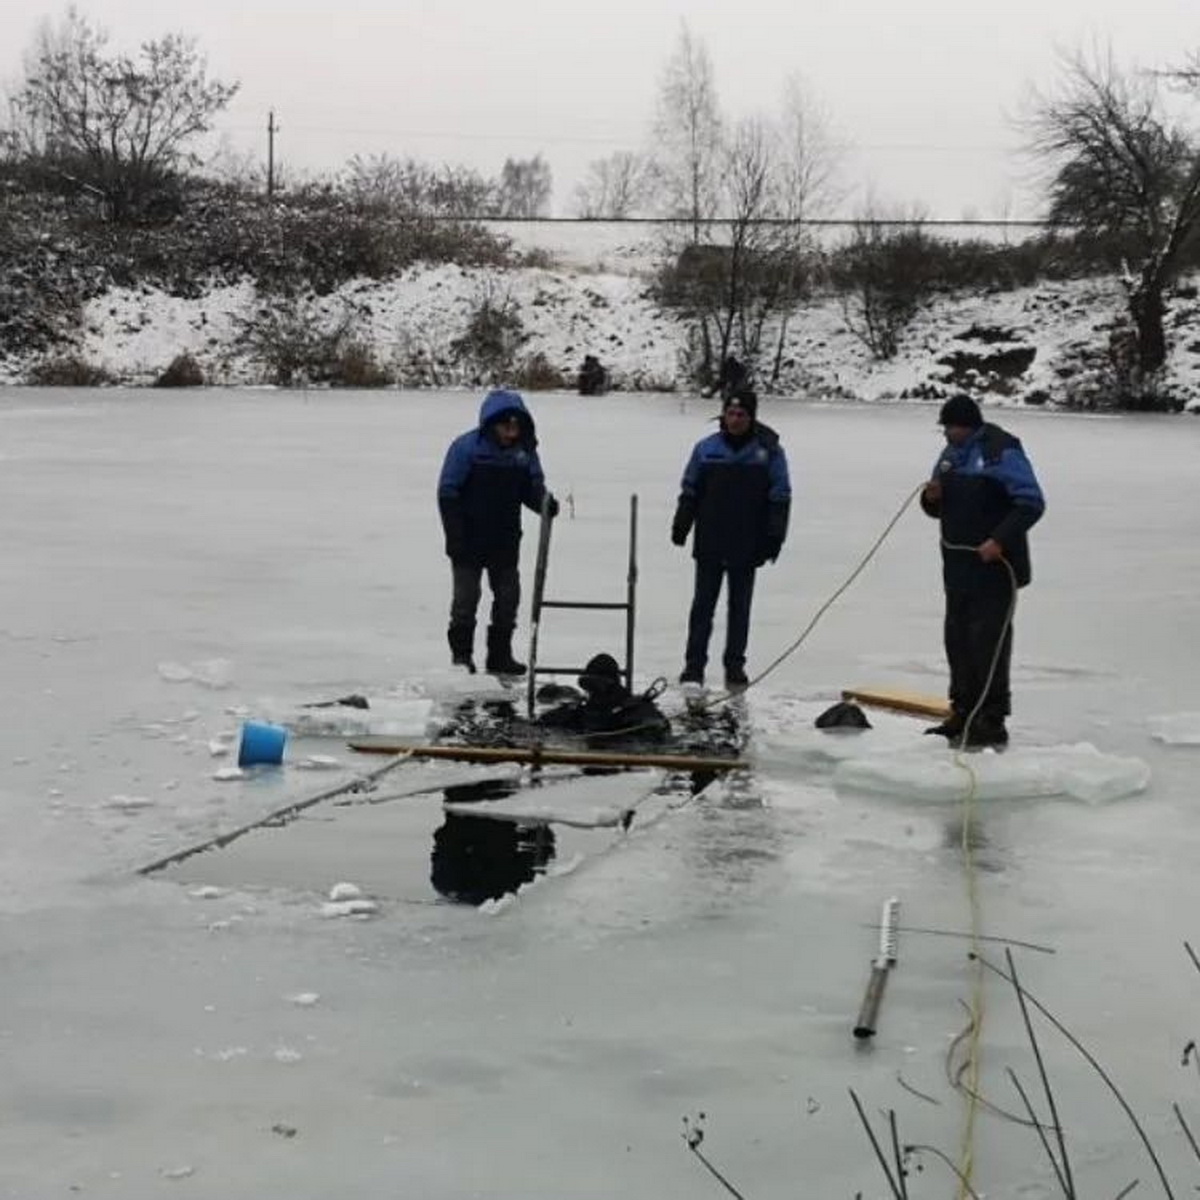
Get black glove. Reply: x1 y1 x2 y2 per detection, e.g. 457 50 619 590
762 536 782 564
545 494 560 520
445 534 466 562
670 522 688 547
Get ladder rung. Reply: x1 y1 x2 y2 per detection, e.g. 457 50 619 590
541 600 630 611
530 666 593 677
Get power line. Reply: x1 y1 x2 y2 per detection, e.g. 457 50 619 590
213 116 1018 156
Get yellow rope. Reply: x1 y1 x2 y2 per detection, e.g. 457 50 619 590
572 489 1020 1199
940 548 1019 1197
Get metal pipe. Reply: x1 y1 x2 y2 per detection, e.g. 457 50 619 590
854 896 901 1039
347 738 742 772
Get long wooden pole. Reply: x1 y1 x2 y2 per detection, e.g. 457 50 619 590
347 737 742 772
137 751 414 876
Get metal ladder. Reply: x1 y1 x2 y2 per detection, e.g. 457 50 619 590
525 494 638 718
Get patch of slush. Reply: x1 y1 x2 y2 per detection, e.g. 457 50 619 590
1147 712 1200 745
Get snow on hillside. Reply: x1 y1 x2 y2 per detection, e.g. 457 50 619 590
7 220 1200 408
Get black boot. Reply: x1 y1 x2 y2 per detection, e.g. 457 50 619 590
924 711 964 739
957 717 1008 751
485 625 526 677
447 623 476 674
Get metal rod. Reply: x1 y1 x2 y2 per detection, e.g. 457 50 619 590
346 738 742 772
539 600 631 611
526 495 555 718
136 751 414 876
626 493 638 694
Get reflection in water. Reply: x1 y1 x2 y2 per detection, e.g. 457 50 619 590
427 692 756 904
430 779 557 905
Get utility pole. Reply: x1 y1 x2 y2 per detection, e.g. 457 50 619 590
267 109 277 198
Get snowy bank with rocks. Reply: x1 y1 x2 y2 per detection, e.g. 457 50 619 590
53 267 1200 409
3 208 1200 407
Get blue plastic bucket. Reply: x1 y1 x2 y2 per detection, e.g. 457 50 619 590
238 720 288 767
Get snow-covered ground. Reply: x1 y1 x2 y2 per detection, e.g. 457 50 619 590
3 388 1200 1198
6 218 1200 410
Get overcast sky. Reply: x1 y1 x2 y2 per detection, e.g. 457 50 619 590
2 0 1197 218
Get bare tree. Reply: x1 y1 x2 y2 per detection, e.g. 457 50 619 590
342 153 498 217
1161 50 1200 89
657 116 807 387
9 7 238 220
496 154 552 218
835 203 936 361
572 150 649 218
769 73 844 380
1030 50 1200 391
652 21 723 240
778 73 843 224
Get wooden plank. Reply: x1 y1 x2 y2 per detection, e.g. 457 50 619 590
346 737 742 772
841 686 951 720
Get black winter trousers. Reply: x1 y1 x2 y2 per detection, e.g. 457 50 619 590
449 562 520 635
944 589 1014 723
684 560 757 674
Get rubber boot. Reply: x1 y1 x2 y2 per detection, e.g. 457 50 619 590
485 625 526 677
447 623 476 674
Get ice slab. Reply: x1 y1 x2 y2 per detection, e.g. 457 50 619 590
444 770 665 828
1148 712 1200 745
832 742 1150 805
255 697 436 739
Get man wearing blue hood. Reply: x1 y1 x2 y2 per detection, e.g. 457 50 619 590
920 394 1045 749
437 389 558 676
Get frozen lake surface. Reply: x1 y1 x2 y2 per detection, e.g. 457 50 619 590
2 387 1200 1198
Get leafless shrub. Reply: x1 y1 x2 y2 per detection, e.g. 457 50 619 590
26 353 112 386
449 285 526 384
511 352 567 391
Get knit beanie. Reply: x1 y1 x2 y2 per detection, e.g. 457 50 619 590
723 386 758 419
937 394 983 429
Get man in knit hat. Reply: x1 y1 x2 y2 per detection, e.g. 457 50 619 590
919 394 1045 749
670 385 791 690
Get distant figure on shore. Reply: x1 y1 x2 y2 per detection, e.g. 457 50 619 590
577 354 609 396
715 354 749 401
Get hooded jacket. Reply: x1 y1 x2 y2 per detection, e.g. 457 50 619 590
437 390 549 568
920 422 1045 591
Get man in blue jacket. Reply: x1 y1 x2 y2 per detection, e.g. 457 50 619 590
670 387 791 689
920 394 1045 749
437 389 557 676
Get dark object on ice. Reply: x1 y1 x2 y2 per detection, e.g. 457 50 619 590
537 652 670 743
534 681 580 704
303 693 370 710
577 354 609 396
815 700 872 730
